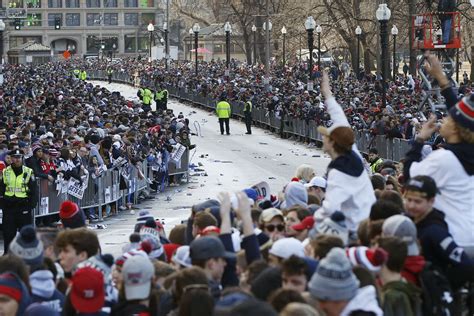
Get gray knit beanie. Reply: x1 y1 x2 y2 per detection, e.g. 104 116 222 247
308 247 359 301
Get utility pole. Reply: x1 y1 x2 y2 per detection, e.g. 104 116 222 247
265 0 270 88
165 0 169 69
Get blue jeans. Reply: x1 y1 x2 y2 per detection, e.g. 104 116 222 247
442 18 452 44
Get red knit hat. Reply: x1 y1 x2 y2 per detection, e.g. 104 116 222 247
59 201 79 219
346 246 388 272
59 201 86 229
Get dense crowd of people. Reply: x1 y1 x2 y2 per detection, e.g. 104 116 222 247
0 52 473 316
0 61 193 229
81 54 472 142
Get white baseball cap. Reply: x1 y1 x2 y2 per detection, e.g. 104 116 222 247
122 255 154 300
304 176 327 189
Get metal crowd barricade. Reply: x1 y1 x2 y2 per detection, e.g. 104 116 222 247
89 71 412 162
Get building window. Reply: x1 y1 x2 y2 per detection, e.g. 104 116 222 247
8 0 23 8
86 0 100 8
48 13 62 27
124 35 136 52
26 0 41 8
48 0 62 8
104 0 117 7
124 0 138 7
138 36 149 52
26 13 41 26
86 36 99 53
86 13 101 26
139 0 154 7
213 44 223 54
141 13 154 26
65 0 79 8
65 13 80 26
124 13 138 26
103 13 117 26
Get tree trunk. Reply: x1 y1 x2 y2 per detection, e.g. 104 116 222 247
363 48 374 73
471 45 474 82
408 0 417 75
348 40 357 73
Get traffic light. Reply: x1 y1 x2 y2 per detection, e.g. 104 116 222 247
54 17 61 30
14 19 21 30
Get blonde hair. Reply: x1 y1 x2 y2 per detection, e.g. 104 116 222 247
295 164 315 183
280 302 321 316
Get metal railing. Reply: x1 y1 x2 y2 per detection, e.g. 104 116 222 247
87 70 412 162
1 150 189 224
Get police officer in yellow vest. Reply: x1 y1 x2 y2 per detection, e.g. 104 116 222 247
216 94 231 135
154 88 169 112
80 69 87 81
243 97 253 135
142 87 154 113
0 149 37 253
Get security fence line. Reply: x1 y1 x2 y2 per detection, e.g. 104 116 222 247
1 153 190 224
88 70 412 162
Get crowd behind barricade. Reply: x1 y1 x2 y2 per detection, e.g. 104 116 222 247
0 61 194 248
81 55 472 142
0 54 472 316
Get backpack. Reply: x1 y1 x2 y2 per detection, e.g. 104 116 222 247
418 262 454 316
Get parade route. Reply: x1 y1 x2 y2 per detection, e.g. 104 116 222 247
88 81 330 257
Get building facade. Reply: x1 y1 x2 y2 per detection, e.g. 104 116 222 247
1 0 165 60
183 24 247 63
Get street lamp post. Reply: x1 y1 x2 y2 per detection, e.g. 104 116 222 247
376 3 391 108
262 20 272 76
355 26 362 79
147 22 154 62
305 16 316 79
0 19 5 64
188 28 193 61
252 24 257 65
315 25 322 71
164 22 169 70
224 22 232 69
281 26 287 65
193 23 200 77
391 25 398 80
112 43 116 58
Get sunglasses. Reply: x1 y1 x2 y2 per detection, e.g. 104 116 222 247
265 224 285 232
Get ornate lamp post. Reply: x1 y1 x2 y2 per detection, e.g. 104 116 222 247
315 24 322 71
252 24 257 65
224 22 232 69
376 3 391 107
281 26 287 65
192 23 200 76
164 22 169 70
0 20 5 64
304 16 316 79
355 25 362 79
391 25 398 80
147 22 154 62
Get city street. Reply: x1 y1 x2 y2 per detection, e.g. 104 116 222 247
89 81 330 257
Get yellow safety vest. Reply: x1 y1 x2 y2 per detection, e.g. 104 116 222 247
3 166 33 198
370 158 384 173
143 89 153 105
80 71 87 80
216 101 231 118
244 101 252 113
